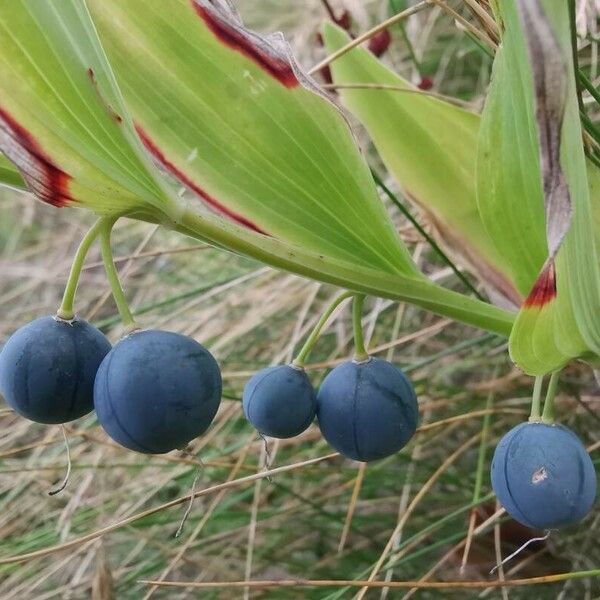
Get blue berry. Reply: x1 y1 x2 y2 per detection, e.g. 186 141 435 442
491 422 597 529
0 316 111 424
94 330 222 454
243 365 316 438
316 357 418 461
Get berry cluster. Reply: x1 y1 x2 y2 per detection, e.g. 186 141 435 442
0 231 596 532
243 357 418 463
0 317 222 454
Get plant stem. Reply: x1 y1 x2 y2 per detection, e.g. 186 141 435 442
99 219 137 330
528 375 544 422
293 291 354 367
56 219 105 320
352 294 369 361
168 209 515 336
319 0 338 23
541 370 560 423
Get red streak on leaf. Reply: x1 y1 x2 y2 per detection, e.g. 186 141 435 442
0 107 71 207
524 261 556 308
87 68 123 124
191 1 299 88
135 124 267 234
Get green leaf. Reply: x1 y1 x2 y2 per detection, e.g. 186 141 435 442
0 0 516 336
87 0 420 275
322 23 522 306
499 0 600 373
476 27 548 296
0 0 174 216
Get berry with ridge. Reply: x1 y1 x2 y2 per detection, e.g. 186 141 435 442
0 316 111 424
243 364 316 438
94 330 222 454
491 422 596 529
316 357 418 462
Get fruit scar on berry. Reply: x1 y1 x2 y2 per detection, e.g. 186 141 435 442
191 0 299 89
0 107 72 207
135 124 267 235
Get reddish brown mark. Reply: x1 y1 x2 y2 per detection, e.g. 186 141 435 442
87 68 123 124
524 261 557 308
0 107 71 207
368 29 392 57
335 10 352 31
135 124 267 235
418 76 434 91
191 1 299 89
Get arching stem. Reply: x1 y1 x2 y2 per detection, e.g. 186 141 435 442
541 370 561 423
99 218 137 331
292 291 354 368
352 294 369 362
56 219 105 320
528 375 544 422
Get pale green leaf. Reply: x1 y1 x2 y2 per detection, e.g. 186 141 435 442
88 0 420 275
0 0 174 216
504 0 600 374
0 0 516 335
323 23 522 306
476 13 547 296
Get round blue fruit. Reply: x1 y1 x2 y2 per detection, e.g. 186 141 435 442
0 316 111 424
491 422 597 529
243 365 316 438
316 357 418 462
94 330 222 454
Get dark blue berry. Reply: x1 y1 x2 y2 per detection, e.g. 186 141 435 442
316 357 418 462
94 330 222 454
243 365 316 438
0 316 111 424
491 422 597 529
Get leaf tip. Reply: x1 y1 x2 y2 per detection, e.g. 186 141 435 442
0 107 72 207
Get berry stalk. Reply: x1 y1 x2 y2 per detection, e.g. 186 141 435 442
528 375 544 422
541 370 561 423
57 218 105 320
292 290 354 368
99 218 137 331
352 294 369 362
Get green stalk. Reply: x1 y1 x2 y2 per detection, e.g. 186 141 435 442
528 375 544 422
352 294 369 361
473 386 494 500
57 219 105 320
99 219 137 331
541 370 561 423
293 291 354 367
171 209 515 337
